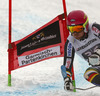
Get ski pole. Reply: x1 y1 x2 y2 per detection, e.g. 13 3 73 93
75 85 98 90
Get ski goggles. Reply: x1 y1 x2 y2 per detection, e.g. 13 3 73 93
67 18 89 33
67 25 84 33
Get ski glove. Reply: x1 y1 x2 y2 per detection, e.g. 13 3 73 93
64 77 74 91
88 49 100 66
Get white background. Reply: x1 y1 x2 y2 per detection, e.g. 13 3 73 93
0 0 100 96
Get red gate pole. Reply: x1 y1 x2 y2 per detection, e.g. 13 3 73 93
62 0 68 35
62 0 76 92
72 66 76 92
8 0 12 86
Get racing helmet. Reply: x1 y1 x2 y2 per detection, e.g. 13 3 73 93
67 10 89 33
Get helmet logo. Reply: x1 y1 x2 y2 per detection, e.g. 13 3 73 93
70 19 75 22
71 24 75 25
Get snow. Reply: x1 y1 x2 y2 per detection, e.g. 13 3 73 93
0 0 100 96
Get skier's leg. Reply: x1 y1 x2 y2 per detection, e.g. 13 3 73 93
61 65 74 91
84 66 100 86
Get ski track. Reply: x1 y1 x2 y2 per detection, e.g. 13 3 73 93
1 0 100 96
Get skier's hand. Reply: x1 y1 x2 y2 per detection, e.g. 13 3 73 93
88 49 100 66
64 77 74 91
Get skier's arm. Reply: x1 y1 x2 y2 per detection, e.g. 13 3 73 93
61 39 75 79
61 39 75 91
92 23 100 38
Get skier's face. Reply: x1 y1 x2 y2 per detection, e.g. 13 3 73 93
72 31 84 40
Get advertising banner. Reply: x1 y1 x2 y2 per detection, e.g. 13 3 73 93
18 46 60 66
17 21 61 56
9 14 68 70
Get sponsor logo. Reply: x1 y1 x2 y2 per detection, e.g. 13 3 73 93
82 44 100 60
71 19 75 22
67 42 72 57
77 38 97 51
92 26 100 34
20 34 57 50
18 46 61 66
71 24 75 26
32 32 45 40
66 60 71 68
65 58 71 68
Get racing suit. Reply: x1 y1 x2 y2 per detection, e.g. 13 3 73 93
61 23 100 86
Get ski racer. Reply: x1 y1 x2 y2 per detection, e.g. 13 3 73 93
61 10 100 91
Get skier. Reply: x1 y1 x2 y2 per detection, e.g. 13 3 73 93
61 10 100 91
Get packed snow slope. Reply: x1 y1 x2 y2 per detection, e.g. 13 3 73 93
0 0 100 96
